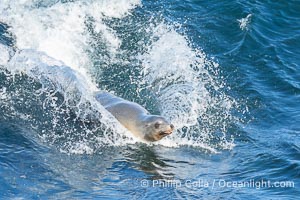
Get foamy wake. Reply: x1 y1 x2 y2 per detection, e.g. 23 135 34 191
0 0 240 153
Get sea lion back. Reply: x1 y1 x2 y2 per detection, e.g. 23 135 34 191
94 91 174 141
95 92 123 107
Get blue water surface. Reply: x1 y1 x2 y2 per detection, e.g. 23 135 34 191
0 0 299 199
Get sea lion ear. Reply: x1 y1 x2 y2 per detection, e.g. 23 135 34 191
154 122 160 129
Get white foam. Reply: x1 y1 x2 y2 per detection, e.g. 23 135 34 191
0 0 141 76
0 44 11 66
0 87 7 100
8 49 97 93
64 141 95 155
238 14 252 31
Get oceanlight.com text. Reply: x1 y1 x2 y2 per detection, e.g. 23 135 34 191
140 179 295 189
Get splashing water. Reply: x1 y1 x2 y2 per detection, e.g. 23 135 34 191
238 14 252 31
0 0 142 153
0 0 141 76
0 0 243 153
1 48 137 154
139 24 237 150
0 44 12 65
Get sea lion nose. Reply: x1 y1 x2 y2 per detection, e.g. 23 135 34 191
170 124 174 129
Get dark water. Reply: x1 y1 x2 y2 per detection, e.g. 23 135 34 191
0 0 299 199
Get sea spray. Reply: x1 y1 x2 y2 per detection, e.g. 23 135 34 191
0 0 242 153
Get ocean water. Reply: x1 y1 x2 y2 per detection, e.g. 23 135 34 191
0 0 299 199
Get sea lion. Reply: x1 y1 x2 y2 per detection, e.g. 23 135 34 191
95 92 174 142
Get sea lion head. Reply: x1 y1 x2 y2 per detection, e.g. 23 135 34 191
141 115 174 142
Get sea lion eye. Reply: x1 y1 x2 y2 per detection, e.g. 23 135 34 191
154 122 160 129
